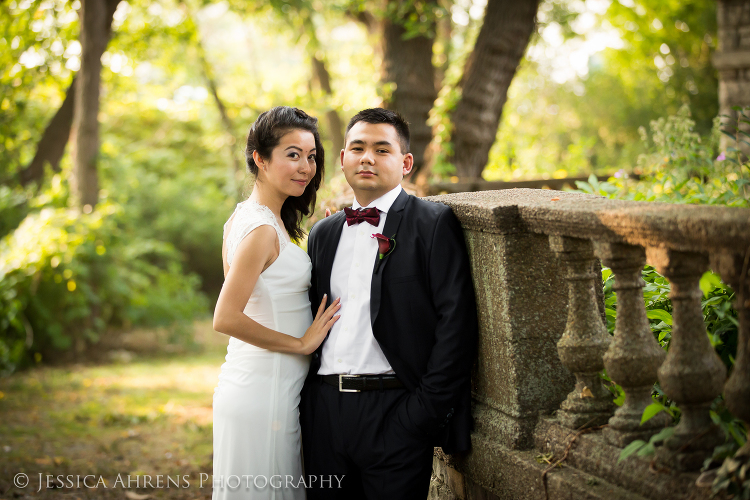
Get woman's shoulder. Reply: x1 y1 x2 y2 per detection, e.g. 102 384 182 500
225 201 282 262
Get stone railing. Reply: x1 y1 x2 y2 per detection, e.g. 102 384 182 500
426 189 750 500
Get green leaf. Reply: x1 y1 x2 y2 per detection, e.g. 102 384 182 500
699 271 723 297
641 402 666 424
646 309 673 325
649 426 675 444
618 440 646 463
636 442 656 457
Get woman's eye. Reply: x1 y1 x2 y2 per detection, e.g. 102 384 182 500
288 152 300 159
308 154 316 161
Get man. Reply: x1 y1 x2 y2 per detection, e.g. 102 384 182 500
302 108 477 499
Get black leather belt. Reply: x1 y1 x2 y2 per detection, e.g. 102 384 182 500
322 374 404 393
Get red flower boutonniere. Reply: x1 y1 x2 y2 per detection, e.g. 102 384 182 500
371 233 396 273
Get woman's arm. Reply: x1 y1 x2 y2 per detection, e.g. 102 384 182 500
213 224 339 355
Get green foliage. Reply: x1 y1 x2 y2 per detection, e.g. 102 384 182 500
711 453 750 499
0 186 30 239
0 181 207 375
593 106 747 466
476 0 717 183
575 106 748 206
618 426 675 463
0 0 80 183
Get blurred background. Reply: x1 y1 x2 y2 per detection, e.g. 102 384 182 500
2 1 749 495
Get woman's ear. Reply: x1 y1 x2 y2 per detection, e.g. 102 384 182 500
252 150 266 171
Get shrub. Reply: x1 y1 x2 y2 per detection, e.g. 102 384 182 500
0 201 207 375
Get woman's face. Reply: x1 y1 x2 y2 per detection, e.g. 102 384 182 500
255 129 317 198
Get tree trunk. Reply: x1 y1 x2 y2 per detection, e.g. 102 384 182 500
379 1 438 178
311 55 345 160
23 0 119 190
451 0 539 180
71 0 113 208
19 76 76 186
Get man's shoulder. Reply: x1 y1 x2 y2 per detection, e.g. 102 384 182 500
309 210 345 239
404 194 454 221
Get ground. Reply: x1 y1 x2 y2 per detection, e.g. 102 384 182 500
0 320 227 499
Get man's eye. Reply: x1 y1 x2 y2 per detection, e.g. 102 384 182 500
377 149 389 154
351 147 362 151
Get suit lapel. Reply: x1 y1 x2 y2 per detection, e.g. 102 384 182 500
318 211 345 299
370 189 409 329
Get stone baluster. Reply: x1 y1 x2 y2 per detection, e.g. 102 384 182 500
596 243 668 447
714 250 750 457
550 236 614 429
649 248 727 471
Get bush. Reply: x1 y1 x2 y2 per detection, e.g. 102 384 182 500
0 201 207 375
579 106 747 465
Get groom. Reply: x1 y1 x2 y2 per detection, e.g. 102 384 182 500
302 108 477 499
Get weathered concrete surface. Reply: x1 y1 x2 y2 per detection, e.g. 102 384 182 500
534 418 712 500
649 249 727 471
425 190 750 499
430 432 652 500
550 236 614 430
460 225 574 449
428 189 750 255
597 242 668 446
430 418 715 500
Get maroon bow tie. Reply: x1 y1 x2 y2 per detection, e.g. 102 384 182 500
344 207 380 226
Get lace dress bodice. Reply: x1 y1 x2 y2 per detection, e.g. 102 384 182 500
224 200 290 265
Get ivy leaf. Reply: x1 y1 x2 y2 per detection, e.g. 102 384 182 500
699 271 723 297
649 426 676 444
641 402 666 424
647 309 673 325
618 440 646 463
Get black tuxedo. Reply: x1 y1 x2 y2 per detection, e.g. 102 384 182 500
302 189 477 497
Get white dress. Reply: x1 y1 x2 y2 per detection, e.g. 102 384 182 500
213 201 312 500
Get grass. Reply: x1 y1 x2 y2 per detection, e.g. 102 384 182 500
0 320 228 499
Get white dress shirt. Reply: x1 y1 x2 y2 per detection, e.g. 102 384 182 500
318 184 403 375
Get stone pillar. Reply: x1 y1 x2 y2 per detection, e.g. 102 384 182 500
550 236 614 429
596 243 668 447
650 249 728 471
464 226 574 450
714 1 750 151
713 251 750 457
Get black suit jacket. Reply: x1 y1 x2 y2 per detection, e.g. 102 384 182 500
306 189 478 453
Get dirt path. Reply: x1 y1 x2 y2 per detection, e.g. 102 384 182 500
0 321 227 499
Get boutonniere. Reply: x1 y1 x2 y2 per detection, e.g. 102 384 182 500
371 233 396 273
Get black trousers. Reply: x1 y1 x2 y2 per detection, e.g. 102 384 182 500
301 376 434 500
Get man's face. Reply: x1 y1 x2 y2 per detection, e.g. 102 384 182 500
340 122 413 206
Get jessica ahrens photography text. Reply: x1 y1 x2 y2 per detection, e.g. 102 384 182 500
14 473 345 492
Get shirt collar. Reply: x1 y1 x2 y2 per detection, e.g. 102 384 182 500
351 184 403 214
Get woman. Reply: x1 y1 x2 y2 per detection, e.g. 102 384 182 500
212 107 340 500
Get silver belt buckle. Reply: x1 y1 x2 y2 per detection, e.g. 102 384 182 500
339 374 361 393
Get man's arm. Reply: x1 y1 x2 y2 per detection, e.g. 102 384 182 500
399 206 478 434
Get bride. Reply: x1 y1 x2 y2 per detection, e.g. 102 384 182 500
212 106 340 499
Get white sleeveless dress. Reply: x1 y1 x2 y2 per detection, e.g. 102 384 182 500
213 201 312 500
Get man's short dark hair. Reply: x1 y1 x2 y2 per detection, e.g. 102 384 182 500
345 108 410 154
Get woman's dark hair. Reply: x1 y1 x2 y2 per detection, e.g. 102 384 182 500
245 106 325 242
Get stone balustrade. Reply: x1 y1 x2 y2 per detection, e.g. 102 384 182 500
426 189 750 500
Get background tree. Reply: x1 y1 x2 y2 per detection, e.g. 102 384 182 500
70 0 121 208
347 0 446 177
450 0 540 180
